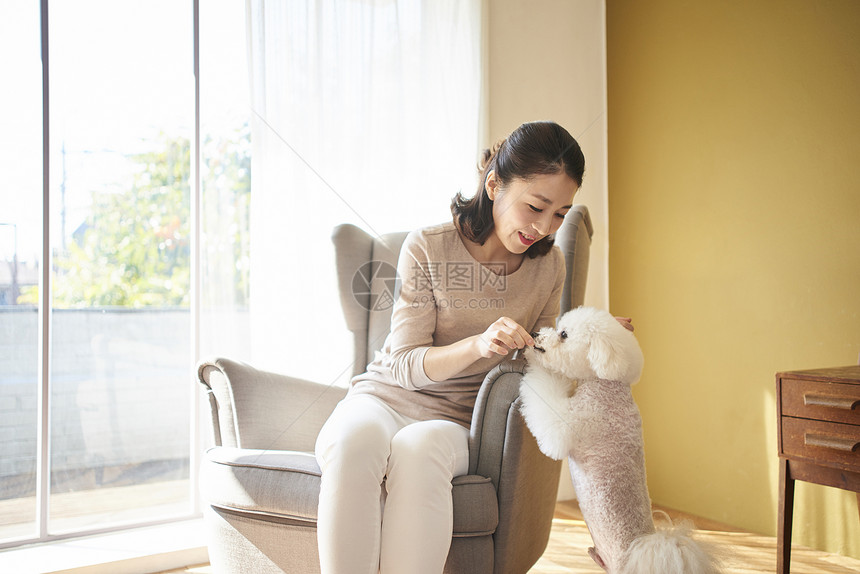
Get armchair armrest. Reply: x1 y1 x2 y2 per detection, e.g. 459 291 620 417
468 359 563 573
198 357 347 452
468 359 528 482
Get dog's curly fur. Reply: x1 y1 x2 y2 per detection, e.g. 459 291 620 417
520 306 721 574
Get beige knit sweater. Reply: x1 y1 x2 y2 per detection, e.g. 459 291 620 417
349 221 565 427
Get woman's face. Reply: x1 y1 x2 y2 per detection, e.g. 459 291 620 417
487 170 579 255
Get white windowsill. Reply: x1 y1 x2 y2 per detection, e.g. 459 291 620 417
0 519 208 574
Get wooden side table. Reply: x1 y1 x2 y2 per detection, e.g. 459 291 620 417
776 365 860 573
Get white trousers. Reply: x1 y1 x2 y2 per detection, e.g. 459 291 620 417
315 393 470 574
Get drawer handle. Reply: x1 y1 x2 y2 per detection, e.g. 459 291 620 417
803 393 860 411
804 433 860 453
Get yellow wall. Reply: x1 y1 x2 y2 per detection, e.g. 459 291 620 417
607 0 860 559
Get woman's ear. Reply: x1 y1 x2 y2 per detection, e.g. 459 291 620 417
485 170 500 201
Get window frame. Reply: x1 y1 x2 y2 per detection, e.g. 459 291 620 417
0 0 204 550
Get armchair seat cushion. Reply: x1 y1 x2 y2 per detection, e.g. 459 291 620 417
202 447 323 524
202 446 500 538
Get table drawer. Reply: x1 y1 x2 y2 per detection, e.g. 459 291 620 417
781 417 860 472
780 378 860 425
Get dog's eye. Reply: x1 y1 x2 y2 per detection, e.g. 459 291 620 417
559 331 567 340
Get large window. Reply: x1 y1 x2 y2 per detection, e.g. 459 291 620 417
0 0 250 547
47 0 194 535
1 0 480 552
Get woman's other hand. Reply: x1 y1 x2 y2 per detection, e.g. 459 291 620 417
615 316 634 332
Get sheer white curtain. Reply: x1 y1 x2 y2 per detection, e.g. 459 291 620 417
246 0 483 383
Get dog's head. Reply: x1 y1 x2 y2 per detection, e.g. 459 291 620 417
524 306 644 385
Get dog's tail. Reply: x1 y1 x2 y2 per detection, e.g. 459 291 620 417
618 515 722 574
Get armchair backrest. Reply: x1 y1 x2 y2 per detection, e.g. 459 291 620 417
332 225 409 377
333 205 593 378
555 204 593 316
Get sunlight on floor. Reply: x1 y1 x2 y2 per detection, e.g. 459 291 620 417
154 501 860 574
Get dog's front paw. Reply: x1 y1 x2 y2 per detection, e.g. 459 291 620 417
527 424 574 460
519 373 576 460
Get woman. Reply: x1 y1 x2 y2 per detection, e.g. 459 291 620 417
316 121 590 574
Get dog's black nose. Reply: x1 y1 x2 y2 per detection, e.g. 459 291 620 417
530 331 538 339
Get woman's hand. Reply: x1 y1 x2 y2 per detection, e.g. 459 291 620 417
424 317 533 382
476 317 535 358
615 316 634 332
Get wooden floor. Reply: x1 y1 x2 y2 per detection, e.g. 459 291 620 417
160 500 860 574
532 501 860 573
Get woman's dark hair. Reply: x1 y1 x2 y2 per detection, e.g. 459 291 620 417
451 121 585 258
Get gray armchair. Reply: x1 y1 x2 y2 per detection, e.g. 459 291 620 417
197 206 593 573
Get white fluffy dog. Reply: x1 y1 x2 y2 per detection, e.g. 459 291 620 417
520 306 720 574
